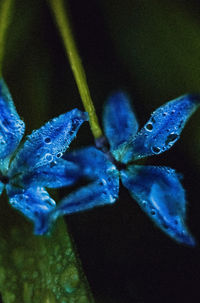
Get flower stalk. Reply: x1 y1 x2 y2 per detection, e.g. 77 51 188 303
0 0 14 76
48 0 103 139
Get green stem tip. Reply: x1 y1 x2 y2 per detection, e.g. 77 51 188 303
0 0 14 76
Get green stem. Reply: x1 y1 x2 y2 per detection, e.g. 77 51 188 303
0 0 14 77
48 0 103 139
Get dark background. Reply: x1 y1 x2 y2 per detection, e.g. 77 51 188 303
3 0 200 302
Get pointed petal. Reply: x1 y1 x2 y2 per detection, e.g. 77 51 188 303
64 146 117 180
15 159 81 188
0 78 25 161
46 176 119 234
120 94 200 163
0 181 4 196
103 91 138 154
121 165 195 245
7 185 56 234
9 109 88 175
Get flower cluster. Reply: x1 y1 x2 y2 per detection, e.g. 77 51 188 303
1 77 199 245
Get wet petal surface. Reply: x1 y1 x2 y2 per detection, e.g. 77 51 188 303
121 165 195 245
9 109 88 175
0 78 25 162
47 177 119 233
120 94 200 163
7 185 56 235
65 146 117 181
103 92 138 154
14 159 81 189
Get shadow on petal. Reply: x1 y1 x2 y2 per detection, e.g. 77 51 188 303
121 165 195 246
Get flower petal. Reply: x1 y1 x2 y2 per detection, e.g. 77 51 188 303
44 148 120 233
9 109 88 175
7 185 56 234
64 146 117 180
46 177 119 234
0 181 4 196
15 159 81 188
121 165 195 245
103 91 138 154
119 94 200 163
0 78 25 162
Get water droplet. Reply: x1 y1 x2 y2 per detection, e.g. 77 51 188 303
56 152 63 158
151 146 161 154
145 123 153 131
44 137 51 144
45 153 53 162
165 133 178 146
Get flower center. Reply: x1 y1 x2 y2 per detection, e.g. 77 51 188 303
95 136 126 171
0 173 9 184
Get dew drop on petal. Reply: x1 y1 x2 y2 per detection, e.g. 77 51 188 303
56 152 63 158
151 146 161 154
145 123 153 131
45 153 53 162
44 137 51 144
165 133 179 146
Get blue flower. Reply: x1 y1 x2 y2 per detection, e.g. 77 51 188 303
0 78 88 234
50 91 200 246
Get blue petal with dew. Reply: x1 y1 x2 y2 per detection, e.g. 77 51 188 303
44 147 120 234
65 146 117 180
121 165 195 246
103 91 138 154
120 94 200 163
46 178 119 234
14 158 81 189
0 78 25 162
6 185 56 235
9 109 88 175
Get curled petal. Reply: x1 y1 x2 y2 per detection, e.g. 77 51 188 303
0 78 25 162
121 165 195 246
7 185 56 235
15 159 81 188
103 91 138 154
46 177 119 234
9 109 88 175
120 94 200 163
43 150 120 233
